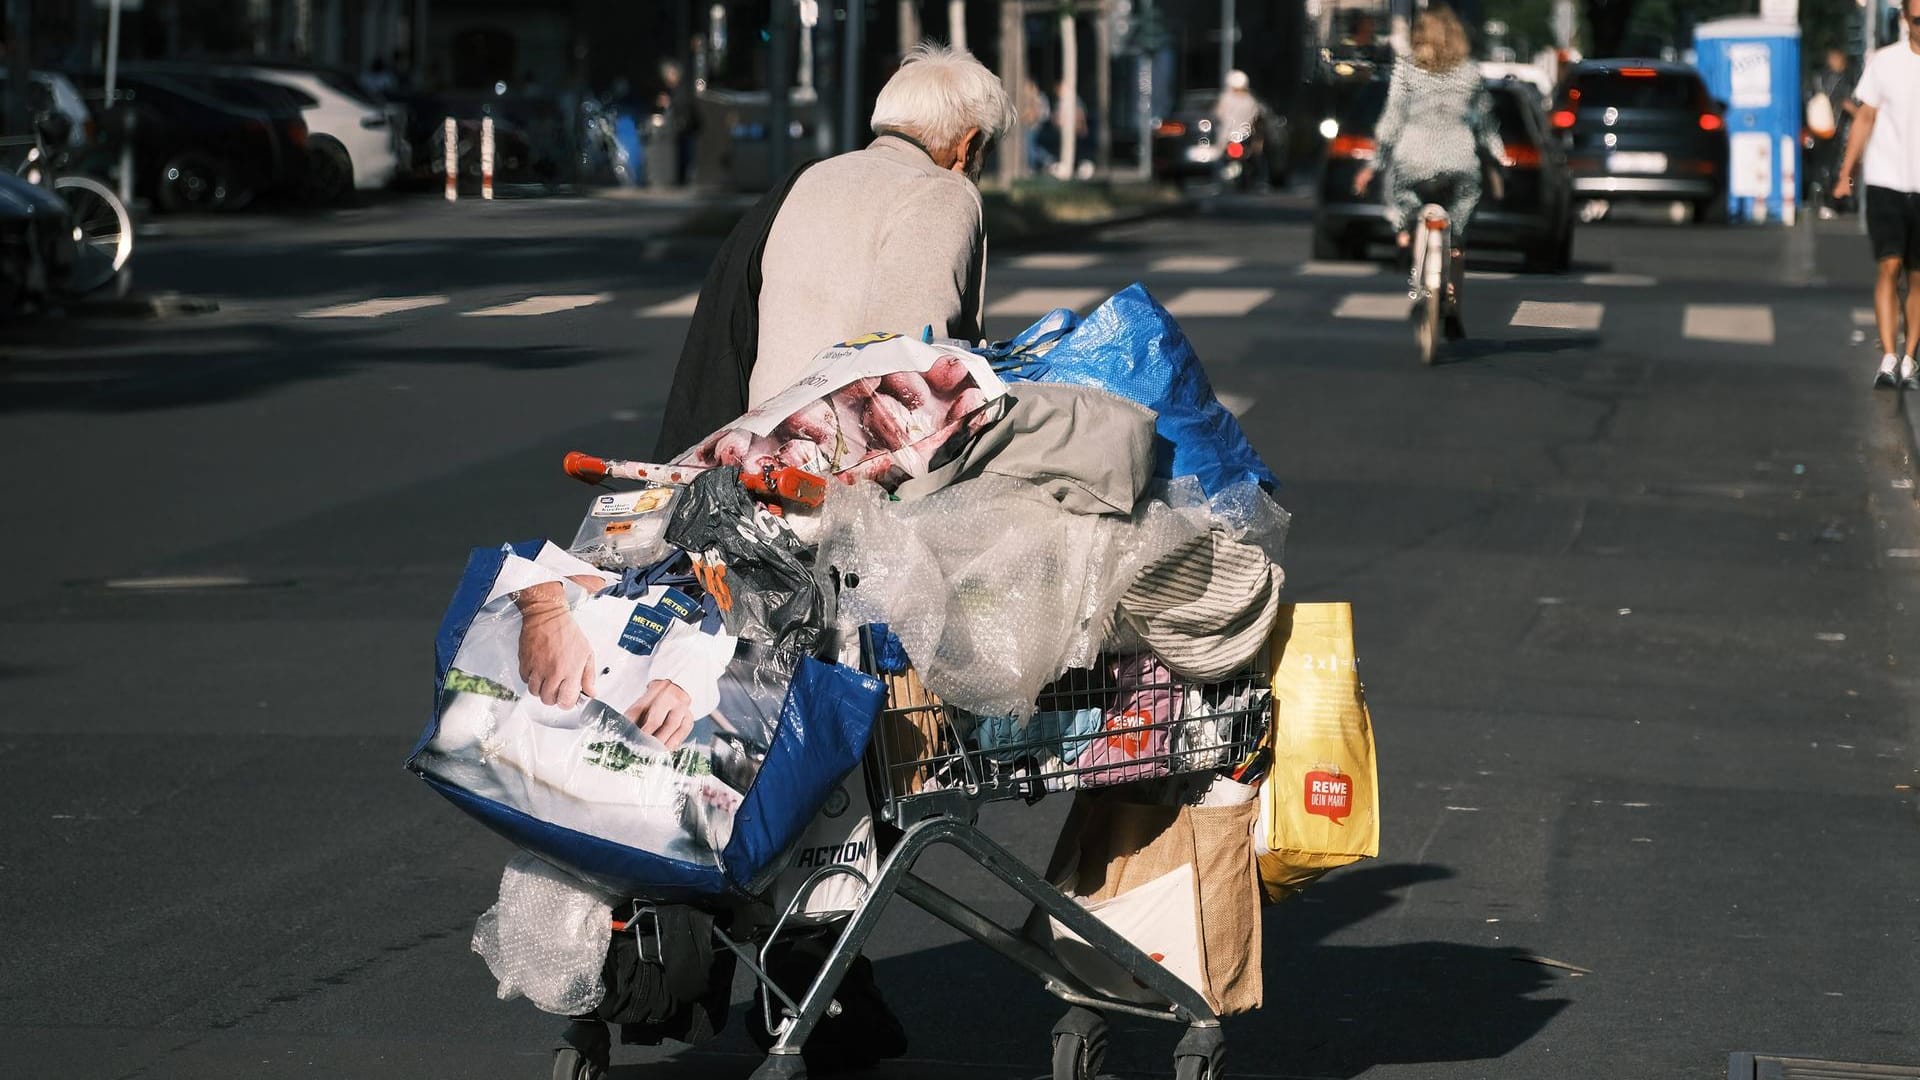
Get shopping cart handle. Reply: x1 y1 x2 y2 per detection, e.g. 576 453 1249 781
562 451 611 483
563 451 828 508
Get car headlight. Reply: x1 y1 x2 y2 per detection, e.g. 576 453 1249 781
1319 118 1339 140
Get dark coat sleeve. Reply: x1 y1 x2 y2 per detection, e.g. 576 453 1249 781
652 161 817 461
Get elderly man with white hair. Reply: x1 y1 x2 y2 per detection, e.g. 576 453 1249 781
654 43 1014 457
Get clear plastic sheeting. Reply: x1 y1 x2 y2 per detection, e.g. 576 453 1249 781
817 475 1285 719
472 853 614 1016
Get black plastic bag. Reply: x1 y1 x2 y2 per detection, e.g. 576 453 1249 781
664 467 825 655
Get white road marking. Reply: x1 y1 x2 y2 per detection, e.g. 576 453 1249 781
105 574 253 590
1511 300 1605 331
1853 307 1876 327
1683 303 1774 345
1299 260 1381 278
1217 392 1255 417
636 291 702 318
1010 253 1099 271
341 242 441 257
298 296 449 319
464 293 614 317
1888 548 1920 559
1150 254 1243 274
1466 270 1516 281
986 287 1106 317
1580 272 1657 287
1163 287 1274 318
1332 292 1411 321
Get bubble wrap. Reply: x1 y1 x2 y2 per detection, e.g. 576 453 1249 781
471 854 613 1016
815 475 1262 718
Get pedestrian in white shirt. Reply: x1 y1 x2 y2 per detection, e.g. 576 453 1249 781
1836 0 1920 389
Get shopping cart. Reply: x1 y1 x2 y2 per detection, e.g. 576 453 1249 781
743 630 1273 1080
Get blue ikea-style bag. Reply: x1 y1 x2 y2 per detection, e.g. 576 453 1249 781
983 284 1278 496
407 540 882 903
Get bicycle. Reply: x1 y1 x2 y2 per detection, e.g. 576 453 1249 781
5 82 135 301
1408 200 1459 365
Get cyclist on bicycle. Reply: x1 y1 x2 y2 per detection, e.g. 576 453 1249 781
1353 6 1504 279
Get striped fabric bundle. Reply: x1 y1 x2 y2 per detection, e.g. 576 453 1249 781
1116 531 1282 681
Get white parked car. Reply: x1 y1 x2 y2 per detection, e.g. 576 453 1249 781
128 62 398 199
228 65 399 195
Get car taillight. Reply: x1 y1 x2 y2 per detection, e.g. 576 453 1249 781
1619 67 1657 77
1329 133 1376 160
1501 143 1542 168
1699 113 1724 131
287 123 307 147
1155 120 1186 137
1226 140 1245 159
1551 109 1577 129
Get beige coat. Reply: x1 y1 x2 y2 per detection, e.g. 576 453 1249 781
750 134 988 405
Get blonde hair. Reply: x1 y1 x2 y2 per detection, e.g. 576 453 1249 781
1411 6 1471 73
870 42 1015 149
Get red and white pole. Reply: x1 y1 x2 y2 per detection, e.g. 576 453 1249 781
443 116 457 201
480 115 495 201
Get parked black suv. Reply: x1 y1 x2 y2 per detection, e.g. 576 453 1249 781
1549 60 1728 222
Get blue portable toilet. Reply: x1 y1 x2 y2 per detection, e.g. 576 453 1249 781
1694 17 1802 224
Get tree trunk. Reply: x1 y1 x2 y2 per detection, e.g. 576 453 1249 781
1586 0 1636 59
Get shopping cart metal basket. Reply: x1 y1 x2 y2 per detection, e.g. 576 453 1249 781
740 628 1273 1080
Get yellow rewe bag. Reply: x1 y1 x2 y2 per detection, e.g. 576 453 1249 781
1256 602 1380 903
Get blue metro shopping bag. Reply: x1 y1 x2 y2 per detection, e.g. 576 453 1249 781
983 283 1278 496
407 540 882 902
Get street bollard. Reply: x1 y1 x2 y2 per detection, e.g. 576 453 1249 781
444 117 458 202
481 115 495 201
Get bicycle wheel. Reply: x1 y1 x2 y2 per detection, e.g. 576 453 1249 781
1417 287 1440 365
52 175 133 295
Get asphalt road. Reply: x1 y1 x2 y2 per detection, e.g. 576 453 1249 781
3 190 1917 1080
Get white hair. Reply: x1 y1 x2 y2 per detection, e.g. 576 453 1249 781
870 42 1014 150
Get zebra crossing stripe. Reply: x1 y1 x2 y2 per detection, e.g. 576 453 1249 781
1150 254 1243 274
986 287 1106 317
1300 261 1381 278
464 294 613 318
1162 288 1274 317
298 296 449 319
637 292 702 318
1009 253 1100 271
1511 300 1604 331
1332 292 1411 321
1682 304 1774 345
1581 273 1657 287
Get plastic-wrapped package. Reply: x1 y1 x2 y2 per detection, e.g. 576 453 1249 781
472 853 614 1016
569 486 680 570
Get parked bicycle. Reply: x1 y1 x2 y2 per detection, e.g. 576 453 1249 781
1 81 134 311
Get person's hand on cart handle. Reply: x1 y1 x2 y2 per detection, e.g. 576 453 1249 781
626 680 695 750
513 581 599 707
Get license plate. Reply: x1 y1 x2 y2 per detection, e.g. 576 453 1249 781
1186 145 1217 163
1609 152 1668 174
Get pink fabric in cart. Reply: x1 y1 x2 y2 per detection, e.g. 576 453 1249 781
1078 653 1183 787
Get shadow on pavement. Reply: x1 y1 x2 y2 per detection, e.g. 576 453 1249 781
606 863 1569 1080
0 321 608 414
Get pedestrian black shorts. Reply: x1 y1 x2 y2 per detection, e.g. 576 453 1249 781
1867 186 1920 268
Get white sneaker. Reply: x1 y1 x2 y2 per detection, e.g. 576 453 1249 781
1876 353 1900 389
1903 356 1919 390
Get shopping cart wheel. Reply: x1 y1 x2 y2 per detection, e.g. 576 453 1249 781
1171 1024 1226 1080
1050 1006 1107 1080
550 1048 603 1080
553 1019 609 1080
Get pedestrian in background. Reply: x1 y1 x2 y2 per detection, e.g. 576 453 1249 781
656 60 699 186
1806 47 1856 218
1834 0 1920 389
